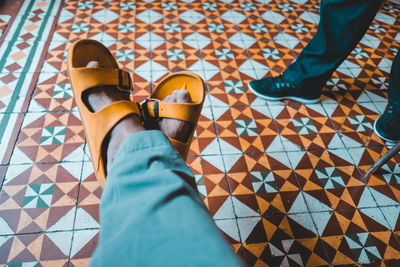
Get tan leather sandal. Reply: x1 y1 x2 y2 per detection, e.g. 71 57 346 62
67 39 143 186
142 72 206 160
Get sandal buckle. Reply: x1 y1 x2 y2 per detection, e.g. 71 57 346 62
144 99 159 120
118 70 132 91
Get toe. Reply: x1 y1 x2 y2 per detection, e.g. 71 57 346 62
163 95 171 102
175 90 191 103
87 61 101 68
158 90 193 143
169 92 177 102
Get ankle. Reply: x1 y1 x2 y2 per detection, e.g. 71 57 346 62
110 115 144 141
107 115 145 172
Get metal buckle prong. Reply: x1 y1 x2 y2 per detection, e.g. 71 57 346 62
147 99 159 120
143 99 160 121
118 69 132 91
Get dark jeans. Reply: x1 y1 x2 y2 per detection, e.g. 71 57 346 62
283 0 400 108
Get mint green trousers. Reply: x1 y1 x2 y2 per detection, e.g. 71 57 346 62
89 130 243 267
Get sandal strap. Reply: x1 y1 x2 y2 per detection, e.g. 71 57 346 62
85 101 142 173
169 139 188 155
69 67 132 93
143 98 201 122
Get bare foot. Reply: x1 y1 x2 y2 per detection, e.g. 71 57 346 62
158 90 193 143
84 61 145 173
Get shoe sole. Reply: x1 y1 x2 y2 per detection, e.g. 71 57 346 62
248 82 320 104
373 117 399 143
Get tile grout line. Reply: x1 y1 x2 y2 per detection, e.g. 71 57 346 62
319 97 400 246
0 227 101 239
67 5 109 264
68 141 89 266
0 0 62 167
0 0 58 136
186 7 245 243
0 0 64 190
233 2 334 260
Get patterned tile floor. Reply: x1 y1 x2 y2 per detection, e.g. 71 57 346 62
0 0 399 266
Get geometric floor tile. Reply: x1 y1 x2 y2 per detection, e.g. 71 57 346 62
251 171 279 193
268 239 309 266
70 229 99 259
315 167 346 189
235 119 258 136
344 233 382 264
380 162 400 184
0 232 71 265
215 219 241 242
23 183 55 208
292 117 318 134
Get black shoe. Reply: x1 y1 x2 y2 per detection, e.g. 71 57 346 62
248 75 321 104
374 104 400 142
